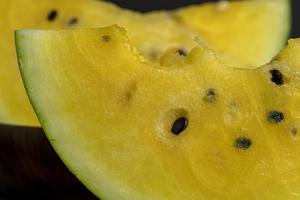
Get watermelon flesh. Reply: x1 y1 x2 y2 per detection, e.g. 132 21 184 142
0 0 193 126
175 0 291 67
16 26 300 200
0 0 290 126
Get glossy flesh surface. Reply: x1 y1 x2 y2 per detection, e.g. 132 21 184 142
1 0 290 126
16 26 300 200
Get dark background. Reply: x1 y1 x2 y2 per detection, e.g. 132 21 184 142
109 0 300 38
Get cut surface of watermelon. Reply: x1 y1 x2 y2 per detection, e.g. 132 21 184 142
16 26 300 200
175 0 291 67
1 0 290 126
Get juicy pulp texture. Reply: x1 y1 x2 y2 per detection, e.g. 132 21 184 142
1 0 290 126
1 0 195 126
16 26 300 200
175 0 290 67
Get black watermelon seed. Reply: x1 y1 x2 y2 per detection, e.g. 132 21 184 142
270 69 284 85
68 17 78 26
177 48 187 57
171 117 188 135
47 10 58 21
204 88 217 103
101 35 111 43
235 137 252 150
267 111 284 124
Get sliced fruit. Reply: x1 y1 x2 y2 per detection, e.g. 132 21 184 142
1 0 195 126
1 0 290 126
16 26 300 200
175 0 290 67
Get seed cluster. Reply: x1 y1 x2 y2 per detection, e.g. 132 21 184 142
56 9 288 151
46 10 79 27
169 67 288 151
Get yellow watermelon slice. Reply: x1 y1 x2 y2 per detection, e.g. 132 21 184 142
0 0 290 126
175 0 291 67
16 26 300 200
